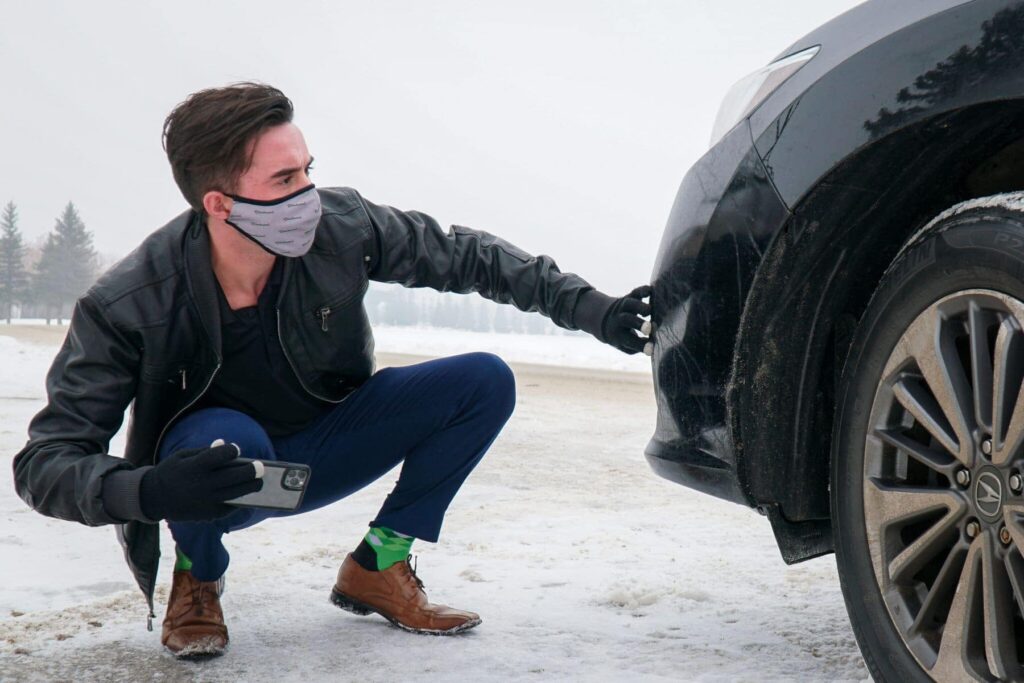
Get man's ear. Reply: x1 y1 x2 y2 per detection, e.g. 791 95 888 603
202 190 232 220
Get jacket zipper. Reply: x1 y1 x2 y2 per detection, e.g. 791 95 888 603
145 361 221 631
152 363 223 466
316 307 331 331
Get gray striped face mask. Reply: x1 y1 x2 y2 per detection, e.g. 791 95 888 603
225 184 322 257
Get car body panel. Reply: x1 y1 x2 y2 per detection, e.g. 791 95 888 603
749 0 974 169
755 0 1019 209
647 120 787 505
648 0 1024 562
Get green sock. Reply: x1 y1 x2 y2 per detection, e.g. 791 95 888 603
174 546 193 572
364 526 414 570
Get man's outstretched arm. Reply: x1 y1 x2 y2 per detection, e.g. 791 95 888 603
354 191 653 354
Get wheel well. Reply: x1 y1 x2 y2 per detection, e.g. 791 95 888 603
729 100 1024 563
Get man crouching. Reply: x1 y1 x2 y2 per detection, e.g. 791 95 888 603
12 82 653 658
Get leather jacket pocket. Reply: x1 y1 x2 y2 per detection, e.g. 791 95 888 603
140 360 193 390
311 279 369 333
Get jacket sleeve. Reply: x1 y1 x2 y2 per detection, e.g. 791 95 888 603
11 294 148 526
355 191 595 330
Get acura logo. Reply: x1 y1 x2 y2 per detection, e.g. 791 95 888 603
975 471 1004 519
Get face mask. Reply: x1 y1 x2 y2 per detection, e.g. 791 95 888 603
225 183 322 258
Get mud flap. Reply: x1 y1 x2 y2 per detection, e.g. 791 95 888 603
763 504 833 564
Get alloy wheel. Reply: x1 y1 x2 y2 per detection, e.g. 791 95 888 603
865 288 1024 681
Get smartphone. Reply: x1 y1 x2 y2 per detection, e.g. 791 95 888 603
225 457 311 511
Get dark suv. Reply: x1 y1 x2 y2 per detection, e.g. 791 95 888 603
646 1 1024 679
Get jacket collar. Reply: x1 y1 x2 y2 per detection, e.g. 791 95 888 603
183 212 223 362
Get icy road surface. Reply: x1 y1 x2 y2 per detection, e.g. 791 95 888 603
0 325 868 682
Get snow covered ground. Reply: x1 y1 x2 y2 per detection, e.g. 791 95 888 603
0 325 868 682
1 320 651 375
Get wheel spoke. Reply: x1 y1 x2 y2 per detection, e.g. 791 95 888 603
899 310 975 466
892 377 961 461
931 539 984 681
1004 505 1024 652
876 427 957 477
968 301 994 435
992 316 1024 466
864 478 967 584
981 532 1018 679
1003 503 1024 555
910 545 967 637
1003 549 1024 631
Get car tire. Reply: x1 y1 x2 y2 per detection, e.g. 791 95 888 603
833 199 1024 682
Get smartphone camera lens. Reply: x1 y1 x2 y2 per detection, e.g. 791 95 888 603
282 468 308 491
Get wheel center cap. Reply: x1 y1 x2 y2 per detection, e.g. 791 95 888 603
974 468 1004 521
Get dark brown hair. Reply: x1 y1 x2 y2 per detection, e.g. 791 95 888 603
162 82 294 212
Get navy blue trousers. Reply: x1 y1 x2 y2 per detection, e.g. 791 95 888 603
158 352 516 581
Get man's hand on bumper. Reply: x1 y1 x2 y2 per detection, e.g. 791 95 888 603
574 285 655 355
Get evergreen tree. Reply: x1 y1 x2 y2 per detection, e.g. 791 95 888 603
494 306 514 333
470 300 486 332
0 201 29 323
402 289 421 326
34 233 64 324
438 296 459 329
526 310 547 335
33 202 98 324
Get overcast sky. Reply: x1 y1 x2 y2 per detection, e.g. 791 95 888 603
1 0 863 295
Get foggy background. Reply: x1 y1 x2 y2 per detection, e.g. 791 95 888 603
0 0 863 329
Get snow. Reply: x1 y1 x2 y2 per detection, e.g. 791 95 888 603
0 327 868 681
888 191 1024 272
0 321 651 374
372 325 651 374
0 319 69 326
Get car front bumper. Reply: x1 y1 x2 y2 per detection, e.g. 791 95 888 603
646 120 789 506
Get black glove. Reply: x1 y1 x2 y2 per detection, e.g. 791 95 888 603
573 285 654 355
139 443 262 522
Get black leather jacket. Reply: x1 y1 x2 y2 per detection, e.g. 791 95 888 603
11 186 595 628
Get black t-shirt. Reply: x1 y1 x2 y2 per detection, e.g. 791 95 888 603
191 258 335 436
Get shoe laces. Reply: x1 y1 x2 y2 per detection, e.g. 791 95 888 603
186 575 222 617
403 554 425 593
190 581 209 617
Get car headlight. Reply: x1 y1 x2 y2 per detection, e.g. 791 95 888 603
709 45 821 148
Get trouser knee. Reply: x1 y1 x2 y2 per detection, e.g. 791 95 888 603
456 352 517 421
157 407 274 462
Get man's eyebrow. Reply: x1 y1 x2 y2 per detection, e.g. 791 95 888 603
268 156 315 181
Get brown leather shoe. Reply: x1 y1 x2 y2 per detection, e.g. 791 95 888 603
161 569 228 658
331 554 481 635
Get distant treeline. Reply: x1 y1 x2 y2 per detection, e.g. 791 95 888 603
0 201 97 324
364 283 578 336
0 200 577 335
